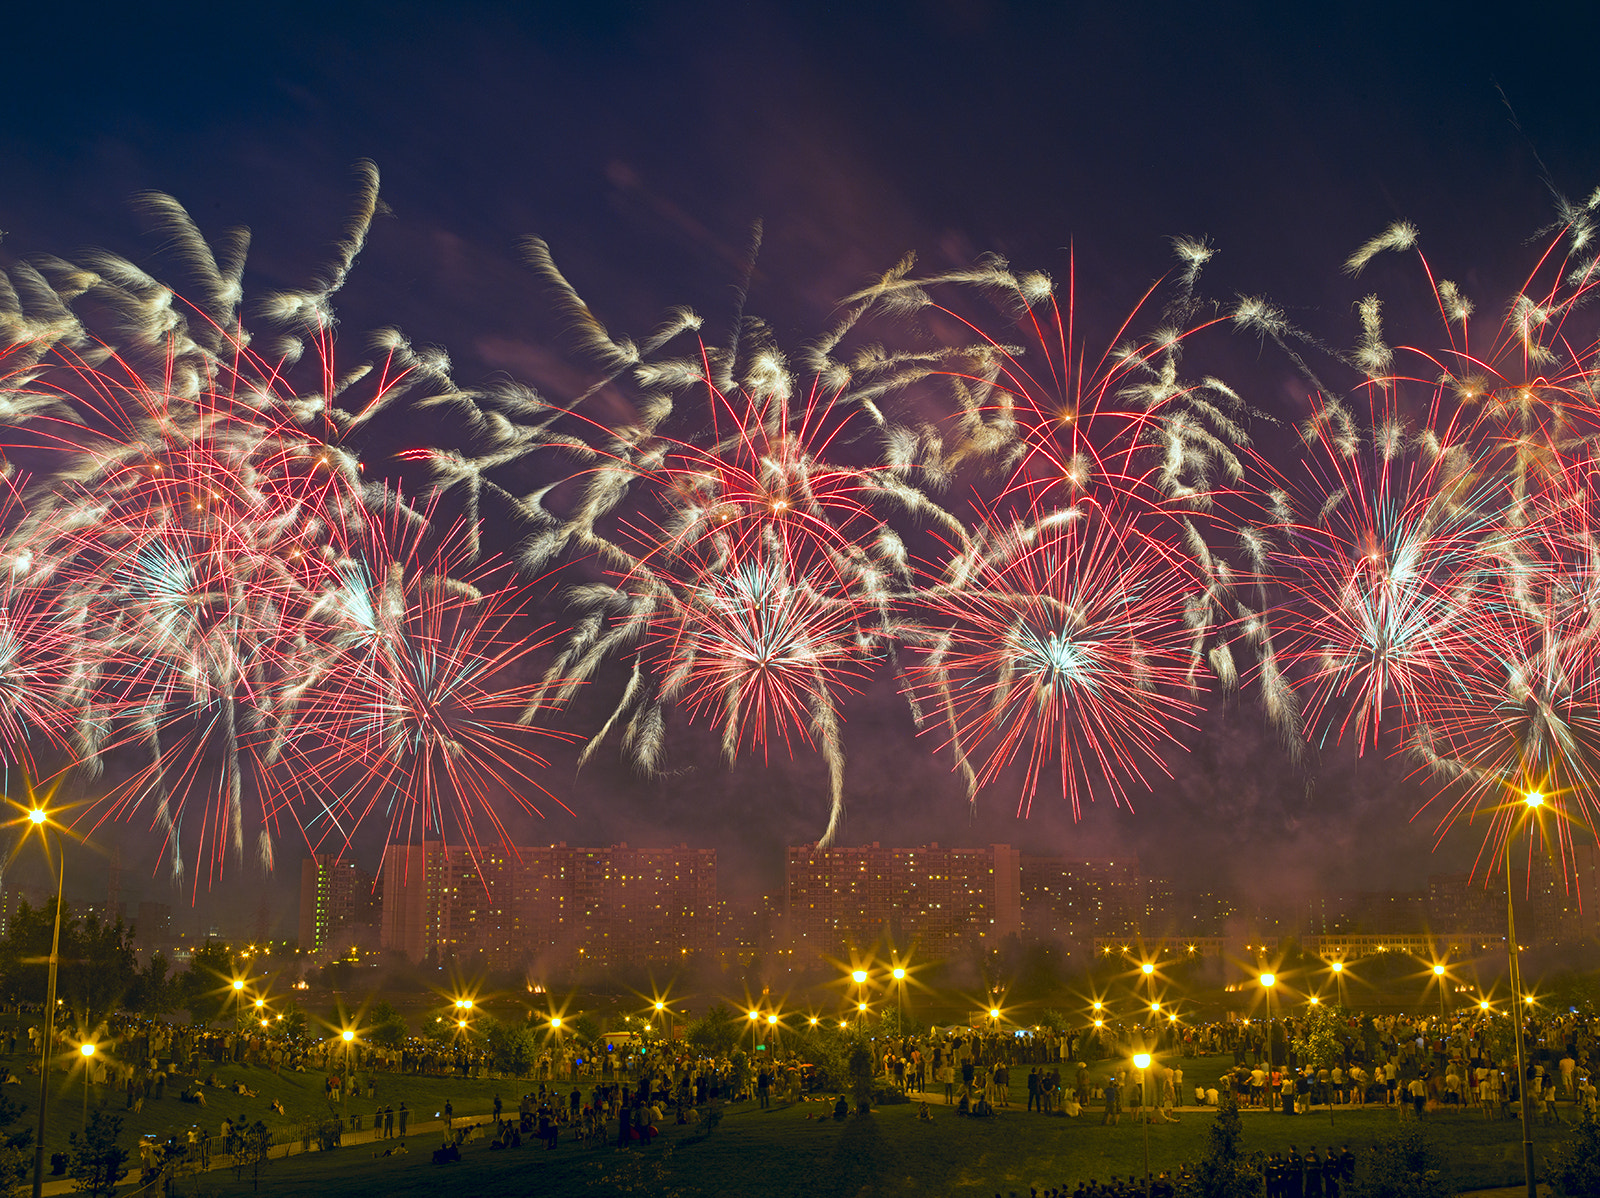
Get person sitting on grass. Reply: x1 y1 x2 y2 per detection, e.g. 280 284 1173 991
832 1095 848 1121
917 1100 932 1121
431 1140 460 1165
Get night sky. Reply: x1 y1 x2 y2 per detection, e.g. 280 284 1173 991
4 1 1599 926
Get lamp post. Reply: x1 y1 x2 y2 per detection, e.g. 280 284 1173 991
29 805 64 1198
748 1008 760 1058
892 966 906 1032
78 1043 95 1134
1432 963 1447 1020
1133 1051 1152 1194
767 1013 779 1056
1259 973 1277 1096
1142 961 1156 1009
851 969 868 1024
655 1001 670 1041
340 1029 355 1118
1505 791 1543 1198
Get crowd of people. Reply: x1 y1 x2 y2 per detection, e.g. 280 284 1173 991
3 997 1597 1195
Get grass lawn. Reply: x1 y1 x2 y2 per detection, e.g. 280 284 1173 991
121 1051 1583 1197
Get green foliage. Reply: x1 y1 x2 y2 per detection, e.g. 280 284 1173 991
567 1013 600 1047
1291 1002 1345 1072
727 1049 750 1099
684 1003 740 1059
792 1024 853 1091
176 940 237 1026
848 1043 874 1114
273 1000 309 1044
234 1119 273 1191
481 1015 538 1075
1036 1008 1072 1034
0 1092 32 1193
0 899 139 1027
125 952 174 1017
1547 1108 1600 1198
66 1108 129 1198
1347 1126 1448 1198
364 1001 407 1050
1196 1094 1263 1198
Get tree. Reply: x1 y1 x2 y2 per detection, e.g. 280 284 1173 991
364 1002 408 1050
1196 1095 1264 1198
1548 1110 1600 1198
0 1094 32 1192
176 940 236 1026
481 1016 538 1076
1292 1003 1345 1107
66 1108 129 1198
125 952 174 1017
0 900 138 1026
234 1120 273 1191
1347 1127 1447 1198
567 1013 601 1048
847 1043 874 1114
685 1004 740 1059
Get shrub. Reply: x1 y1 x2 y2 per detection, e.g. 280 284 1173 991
1547 1109 1600 1198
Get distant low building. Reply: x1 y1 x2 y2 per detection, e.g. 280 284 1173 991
785 842 1021 964
379 842 717 969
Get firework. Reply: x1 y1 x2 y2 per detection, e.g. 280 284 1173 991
904 500 1202 819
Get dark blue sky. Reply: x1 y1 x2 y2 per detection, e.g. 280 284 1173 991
3 1 1597 917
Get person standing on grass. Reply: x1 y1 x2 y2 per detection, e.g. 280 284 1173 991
398 1102 409 1136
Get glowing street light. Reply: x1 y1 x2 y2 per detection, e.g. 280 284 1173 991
1260 973 1278 1086
78 1043 96 1133
1432 962 1448 1019
1141 961 1156 1011
339 1028 357 1117
1502 789 1544 1198
21 795 67 1198
891 965 907 1030
1133 1051 1152 1191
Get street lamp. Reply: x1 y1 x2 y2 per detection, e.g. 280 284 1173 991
748 1008 760 1057
1504 790 1544 1198
1141 961 1156 1011
851 969 868 1019
26 803 65 1198
892 966 906 1032
340 1028 355 1118
1330 960 1345 1008
655 1000 670 1041
1432 963 1448 1020
1133 1051 1152 1194
767 1013 779 1054
78 1043 96 1134
1260 973 1277 1086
